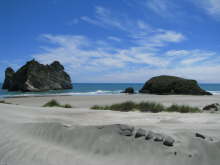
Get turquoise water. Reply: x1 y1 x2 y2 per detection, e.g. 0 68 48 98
0 83 220 98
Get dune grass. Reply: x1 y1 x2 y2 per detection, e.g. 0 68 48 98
137 101 165 113
0 100 11 104
165 104 200 113
91 101 136 112
43 99 72 108
91 101 201 113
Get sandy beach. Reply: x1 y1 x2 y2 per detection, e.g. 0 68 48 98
4 93 220 108
0 94 220 165
2 0 220 164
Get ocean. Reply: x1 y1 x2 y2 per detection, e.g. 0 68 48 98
0 83 220 98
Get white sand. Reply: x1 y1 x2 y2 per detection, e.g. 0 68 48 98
4 94 220 108
0 94 220 165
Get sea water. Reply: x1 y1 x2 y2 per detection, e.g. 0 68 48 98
0 83 220 98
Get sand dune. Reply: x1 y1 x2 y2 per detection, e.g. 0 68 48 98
0 96 220 165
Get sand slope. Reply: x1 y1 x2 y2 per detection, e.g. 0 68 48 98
0 101 220 165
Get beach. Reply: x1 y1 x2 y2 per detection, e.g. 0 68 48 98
2 0 220 164
3 93 220 108
0 94 220 165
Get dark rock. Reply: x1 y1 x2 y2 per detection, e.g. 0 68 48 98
154 133 164 142
145 131 155 140
120 130 133 136
96 124 134 136
121 87 135 94
163 136 175 147
135 128 146 138
2 59 73 92
203 103 220 112
117 124 134 136
195 133 206 139
2 67 15 89
139 75 212 95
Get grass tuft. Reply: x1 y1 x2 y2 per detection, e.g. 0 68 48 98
91 105 106 110
43 99 61 107
166 104 200 113
109 101 136 112
91 101 201 113
91 101 137 112
0 100 11 104
43 99 72 108
63 104 72 108
137 101 165 113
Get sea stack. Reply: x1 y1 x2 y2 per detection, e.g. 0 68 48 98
121 87 135 94
2 67 15 90
2 59 73 92
139 75 212 95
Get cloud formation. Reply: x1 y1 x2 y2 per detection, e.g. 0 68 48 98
145 0 220 20
194 0 220 18
34 32 218 82
33 5 219 83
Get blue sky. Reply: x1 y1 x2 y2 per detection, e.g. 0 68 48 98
0 0 220 83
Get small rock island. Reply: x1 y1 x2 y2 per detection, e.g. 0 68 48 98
139 75 212 95
2 59 73 92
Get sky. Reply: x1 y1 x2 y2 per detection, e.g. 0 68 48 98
0 0 220 83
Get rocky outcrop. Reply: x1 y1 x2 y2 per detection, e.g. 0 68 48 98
97 124 176 147
2 67 15 89
139 75 212 95
195 133 206 139
121 87 135 94
2 59 73 92
203 103 220 112
135 128 146 138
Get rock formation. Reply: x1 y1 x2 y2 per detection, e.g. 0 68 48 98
121 87 135 94
139 75 212 95
97 124 175 147
2 59 73 92
203 103 220 112
2 67 15 90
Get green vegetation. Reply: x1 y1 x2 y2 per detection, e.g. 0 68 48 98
91 101 136 112
0 100 11 104
137 101 165 113
165 104 200 113
91 101 201 113
63 104 72 108
43 99 72 108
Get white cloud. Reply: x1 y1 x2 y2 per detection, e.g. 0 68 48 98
165 49 217 66
33 5 219 83
80 16 100 26
166 50 189 56
35 34 170 69
141 0 220 21
191 0 220 19
33 34 219 82
181 57 208 65
96 64 220 83
166 49 215 57
81 6 127 31
145 0 172 17
150 30 185 43
80 6 185 49
107 36 122 42
67 18 79 25
81 6 153 36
